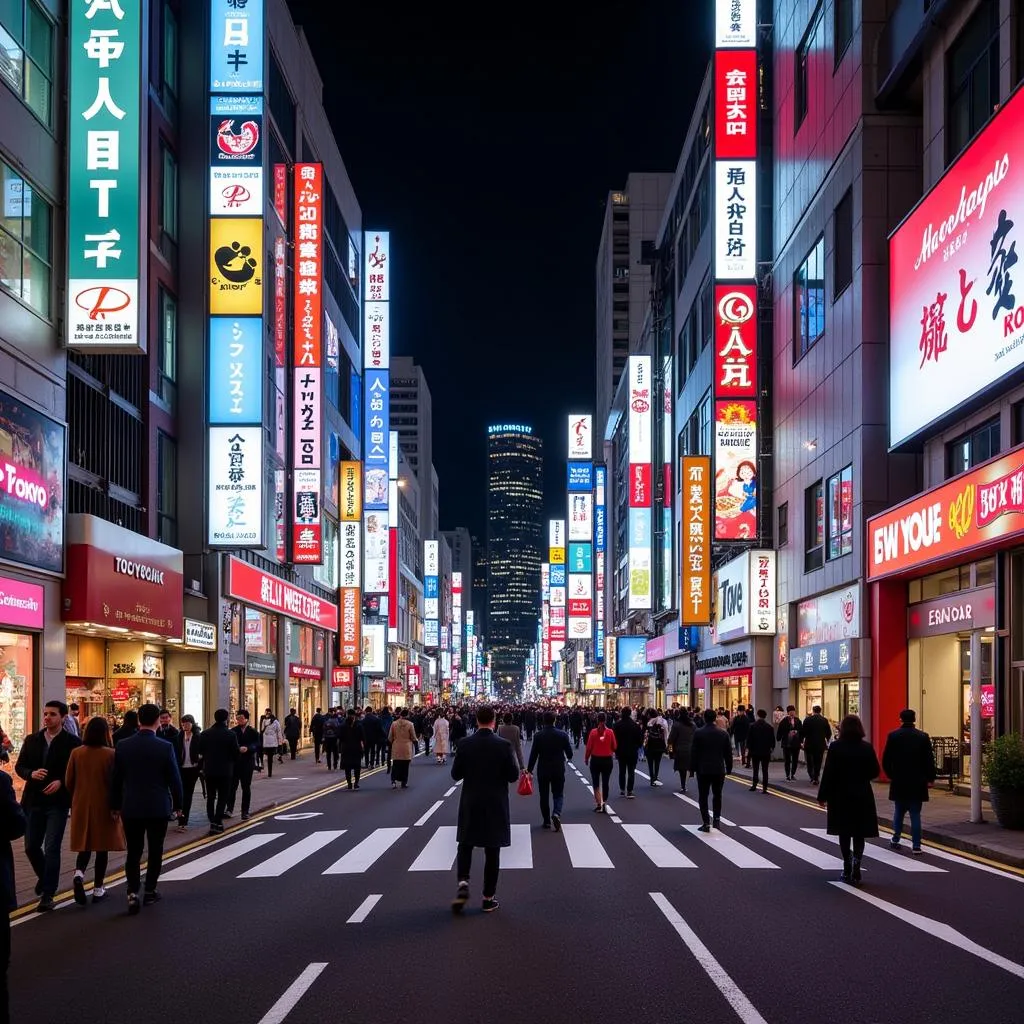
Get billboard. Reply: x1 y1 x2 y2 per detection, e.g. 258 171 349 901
681 456 712 625
209 217 263 315
714 401 758 539
424 539 440 649
628 356 652 609
715 550 777 641
713 161 757 281
338 586 361 665
568 414 592 460
208 426 263 546
714 49 757 161
715 0 756 47
568 493 592 542
208 318 263 423
617 636 653 676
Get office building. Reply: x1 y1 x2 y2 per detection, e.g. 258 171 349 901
441 527 474 615
391 355 438 540
472 533 488 639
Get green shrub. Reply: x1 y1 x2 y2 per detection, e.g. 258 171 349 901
983 733 1024 789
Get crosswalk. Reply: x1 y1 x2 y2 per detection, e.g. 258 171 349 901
161 821 950 883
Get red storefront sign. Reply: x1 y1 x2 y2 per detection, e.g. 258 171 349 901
226 556 338 631
407 664 421 692
289 663 322 680
714 284 758 398
332 666 354 688
714 49 757 160
63 515 183 638
568 599 592 617
338 586 361 665
384 679 402 694
630 463 651 507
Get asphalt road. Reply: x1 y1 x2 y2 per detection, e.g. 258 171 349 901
10 742 1024 1024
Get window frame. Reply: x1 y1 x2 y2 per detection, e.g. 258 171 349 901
156 430 177 547
826 465 854 561
945 416 1000 479
159 142 178 244
795 3 822 132
834 0 853 68
794 234 826 360
778 501 789 547
0 159 51 319
805 480 824 573
0 0 54 128
157 287 177 407
161 0 178 119
945 1 1000 165
833 189 853 301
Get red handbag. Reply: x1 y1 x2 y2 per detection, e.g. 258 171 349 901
517 772 533 796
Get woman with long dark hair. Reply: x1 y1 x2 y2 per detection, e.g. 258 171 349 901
584 712 617 814
817 714 880 885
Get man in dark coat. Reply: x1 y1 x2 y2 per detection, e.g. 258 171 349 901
801 705 832 784
527 711 574 830
612 708 643 797
881 708 936 854
450 704 519 914
283 708 301 760
777 706 803 781
689 709 733 832
746 709 776 793
0 770 25 1021
730 709 751 766
568 708 583 749
228 710 261 821
197 708 239 834
361 709 383 768
309 708 325 765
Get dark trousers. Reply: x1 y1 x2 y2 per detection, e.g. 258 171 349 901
206 774 231 824
25 804 68 897
179 766 201 825
391 759 411 786
288 736 299 759
538 771 565 823
313 737 323 763
265 750 277 777
344 763 361 787
324 739 339 770
230 763 254 815
123 816 169 895
839 834 866 861
647 750 664 782
379 739 391 769
805 745 824 781
750 755 769 791
617 752 638 794
0 899 8 1024
590 756 613 801
784 747 800 779
75 850 109 887
571 730 581 749
677 768 688 792
421 733 430 755
697 772 725 825
456 842 500 897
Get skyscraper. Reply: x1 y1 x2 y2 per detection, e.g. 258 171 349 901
486 424 543 691
391 356 438 540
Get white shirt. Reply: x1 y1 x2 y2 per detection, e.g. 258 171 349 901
181 732 194 765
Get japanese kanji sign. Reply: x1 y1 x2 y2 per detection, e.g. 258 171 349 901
681 456 712 626
714 49 757 161
67 0 142 350
208 425 264 546
210 0 264 93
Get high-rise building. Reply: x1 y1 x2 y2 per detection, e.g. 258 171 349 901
441 528 474 613
471 533 488 640
595 172 674 437
391 356 438 540
486 424 543 690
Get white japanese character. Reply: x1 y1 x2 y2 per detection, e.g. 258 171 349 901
82 77 126 120
86 130 119 170
85 0 125 19
83 29 124 68
90 178 117 217
298 278 318 296
224 17 248 47
84 229 122 267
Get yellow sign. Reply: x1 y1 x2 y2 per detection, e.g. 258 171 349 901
340 462 362 522
550 546 565 565
209 217 263 314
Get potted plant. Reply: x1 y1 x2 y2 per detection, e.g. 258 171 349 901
983 733 1024 830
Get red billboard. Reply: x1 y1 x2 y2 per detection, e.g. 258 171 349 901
227 556 338 631
714 49 757 160
714 283 758 399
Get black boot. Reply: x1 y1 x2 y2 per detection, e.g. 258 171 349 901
851 857 862 886
838 855 852 883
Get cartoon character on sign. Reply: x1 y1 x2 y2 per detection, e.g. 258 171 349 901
736 460 757 514
216 119 259 157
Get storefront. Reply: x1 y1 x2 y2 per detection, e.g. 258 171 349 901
646 627 698 706
289 662 322 742
0 574 44 773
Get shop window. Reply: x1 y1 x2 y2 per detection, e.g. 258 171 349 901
834 0 853 67
795 4 822 131
0 629 33 763
0 0 53 126
833 189 853 300
826 465 853 560
805 480 824 572
158 288 176 409
795 235 825 359
160 0 178 121
245 609 277 655
946 417 1000 478
156 431 176 547
0 159 50 318
778 501 789 546
946 1 999 165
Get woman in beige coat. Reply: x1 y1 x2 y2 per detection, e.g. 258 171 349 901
65 717 125 905
388 708 418 789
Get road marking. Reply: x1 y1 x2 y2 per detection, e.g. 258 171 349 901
346 894 382 924
650 893 769 1024
622 824 697 868
674 792 736 826
323 827 407 874
740 827 843 869
831 882 1024 979
274 812 323 821
561 824 614 868
684 825 778 869
443 785 458 797
238 831 346 878
279 777 300 781
610 816 623 824
162 834 284 881
409 826 458 871
257 962 328 1024
414 801 444 827
912 842 1024 882
803 829 946 873
504 824 534 868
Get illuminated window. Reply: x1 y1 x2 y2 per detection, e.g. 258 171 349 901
826 465 853 560
795 235 825 358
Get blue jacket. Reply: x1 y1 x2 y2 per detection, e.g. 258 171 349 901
111 730 183 818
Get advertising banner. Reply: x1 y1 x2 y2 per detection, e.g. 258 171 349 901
567 463 594 492
714 550 776 640
714 49 757 160
208 426 263 547
713 160 757 281
681 456 712 626
208 317 263 423
715 0 756 47
568 493 592 542
210 0 264 92
340 521 360 588
226 556 338 631
340 462 362 522
209 217 263 315
363 370 389 510
568 414 592 460
714 400 757 539
338 586 361 665
714 284 758 399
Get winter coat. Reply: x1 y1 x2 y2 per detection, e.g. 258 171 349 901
613 718 644 759
689 724 733 776
881 725 936 803
432 717 450 755
65 746 126 853
817 738 880 837
644 718 669 755
451 728 519 848
388 718 418 761
745 719 776 758
777 715 803 749
262 719 285 751
337 721 364 767
801 713 832 751
497 724 525 769
668 719 696 770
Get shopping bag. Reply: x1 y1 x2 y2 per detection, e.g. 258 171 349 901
517 772 533 796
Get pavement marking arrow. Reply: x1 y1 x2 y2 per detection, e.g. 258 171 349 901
274 812 324 820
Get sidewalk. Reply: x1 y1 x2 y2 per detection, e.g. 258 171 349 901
10 752 355 913
749 766 1024 869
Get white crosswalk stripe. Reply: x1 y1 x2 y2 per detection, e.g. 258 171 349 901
323 827 407 874
622 824 696 868
562 823 615 868
238 830 347 878
802 829 947 872
740 827 843 869
409 826 457 872
683 825 779 868
162 833 285 881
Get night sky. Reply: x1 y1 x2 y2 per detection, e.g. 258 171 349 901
287 2 709 538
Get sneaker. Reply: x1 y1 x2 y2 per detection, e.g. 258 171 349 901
697 824 711 833
712 819 721 830
748 786 758 792
92 887 106 903
73 875 87 906
912 847 924 856
626 793 636 799
127 893 140 915
241 813 250 821
889 838 901 850
223 811 234 819
552 814 562 832
542 821 551 830
653 780 663 787
481 898 500 913
143 890 162 906
451 881 470 914
36 895 55 913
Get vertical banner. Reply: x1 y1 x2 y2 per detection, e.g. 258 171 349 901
567 414 593 642
452 572 463 672
681 456 712 626
387 432 399 641
67 0 143 350
548 519 567 661
424 540 440 648
594 464 606 661
627 356 653 609
338 461 362 665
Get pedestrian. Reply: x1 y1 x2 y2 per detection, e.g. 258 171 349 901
881 708 936 855
261 712 285 778
450 704 520 914
65 716 124 906
612 707 643 798
584 712 616 814
378 706 394 768
389 709 418 789
111 703 183 915
801 705 832 784
497 713 526 772
527 711 574 830
112 709 138 746
777 705 803 781
361 707 383 768
198 708 239 834
523 706 537 741
0 769 25 1024
14 700 80 912
746 709 776 793
715 708 730 731
668 711 696 793
173 714 202 831
228 710 260 821
689 709 733 832
817 714 880 885
155 709 178 744
309 708 325 765
322 709 341 770
644 709 670 786
338 709 364 790
284 708 301 760
568 707 583 749
433 713 450 765
63 704 80 738
731 707 751 766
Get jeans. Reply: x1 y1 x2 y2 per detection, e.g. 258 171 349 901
324 739 339 770
783 747 800 779
805 746 824 781
206 774 231 824
179 766 201 825
123 817 169 895
25 804 68 897
229 763 254 816
589 756 613 801
75 850 108 888
647 750 664 782
696 772 725 826
456 842 500 898
892 800 923 848
538 771 565 823
344 764 361 787
750 755 769 791
617 753 638 794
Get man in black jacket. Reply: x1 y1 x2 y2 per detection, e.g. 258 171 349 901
568 708 583 749
612 708 643 798
0 770 25 1019
882 708 936 854
801 705 832 784
361 709 383 769
777 706 803 781
746 709 776 793
730 709 752 767
689 709 733 832
309 708 325 764
527 711 574 830
228 710 261 820
15 700 80 911
284 708 301 760
198 708 239 834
